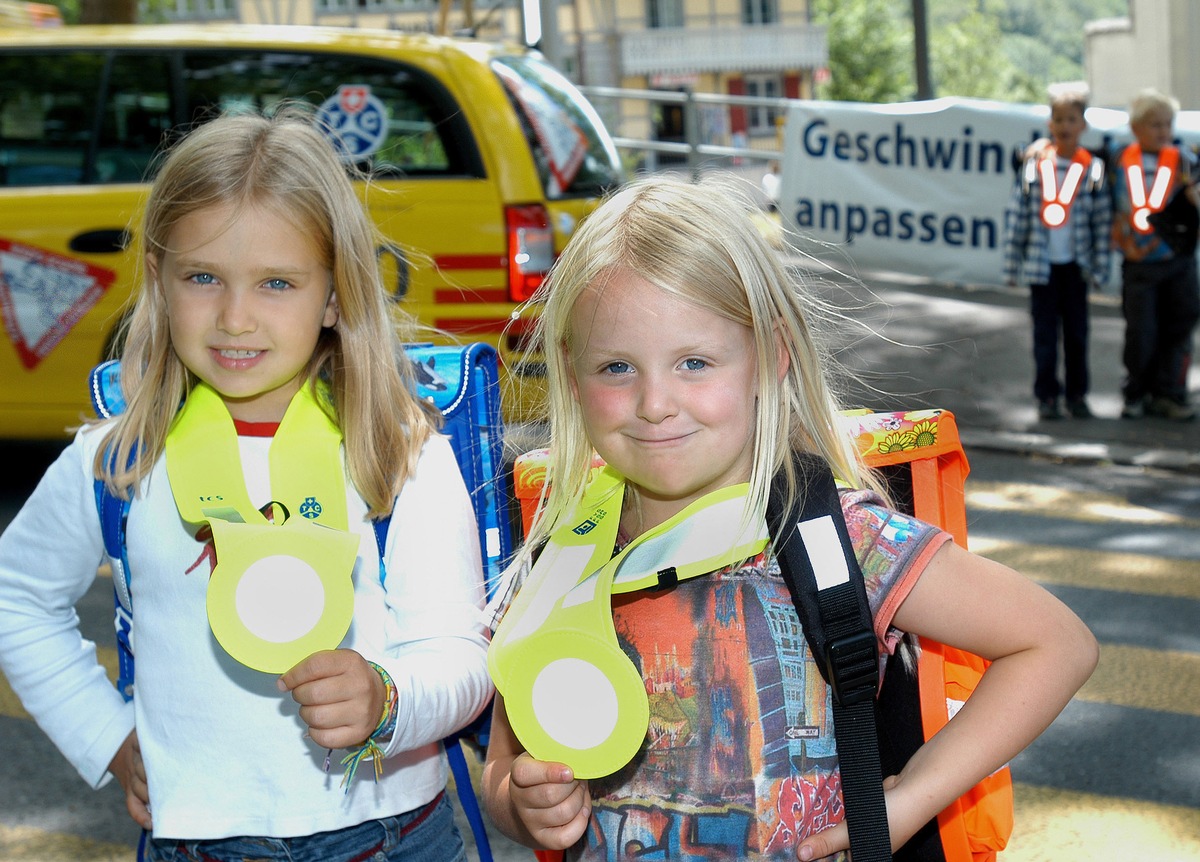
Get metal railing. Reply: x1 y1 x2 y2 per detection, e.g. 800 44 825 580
578 84 795 173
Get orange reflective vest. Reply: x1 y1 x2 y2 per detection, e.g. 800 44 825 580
1037 148 1094 228
1121 144 1180 234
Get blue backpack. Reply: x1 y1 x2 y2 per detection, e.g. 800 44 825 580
89 342 511 862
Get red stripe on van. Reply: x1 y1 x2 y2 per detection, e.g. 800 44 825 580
434 288 509 304
435 254 505 270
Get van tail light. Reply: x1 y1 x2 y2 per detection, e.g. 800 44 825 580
506 204 554 303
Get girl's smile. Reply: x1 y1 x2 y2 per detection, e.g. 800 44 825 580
149 202 338 423
568 268 760 533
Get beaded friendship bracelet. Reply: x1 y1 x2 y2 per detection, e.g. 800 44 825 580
338 661 399 791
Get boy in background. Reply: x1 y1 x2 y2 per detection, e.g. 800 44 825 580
1112 88 1199 421
1004 82 1110 420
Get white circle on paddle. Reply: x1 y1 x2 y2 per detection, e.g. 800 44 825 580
236 555 325 643
531 657 620 751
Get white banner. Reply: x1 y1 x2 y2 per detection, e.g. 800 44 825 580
779 97 1200 286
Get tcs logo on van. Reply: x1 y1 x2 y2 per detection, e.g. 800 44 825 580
316 85 388 161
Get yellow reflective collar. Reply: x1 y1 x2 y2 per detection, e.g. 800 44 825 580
488 469 768 778
165 382 348 529
165 382 359 674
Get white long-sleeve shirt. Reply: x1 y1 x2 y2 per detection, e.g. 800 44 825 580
0 423 492 840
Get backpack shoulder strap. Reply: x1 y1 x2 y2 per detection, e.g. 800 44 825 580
88 359 137 701
93 448 137 703
89 358 126 419
767 453 892 862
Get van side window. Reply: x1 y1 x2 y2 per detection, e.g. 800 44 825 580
0 50 171 187
97 53 172 183
0 51 102 187
179 50 484 179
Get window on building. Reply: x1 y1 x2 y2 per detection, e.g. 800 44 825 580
160 0 236 21
741 0 777 25
744 74 781 134
647 0 683 29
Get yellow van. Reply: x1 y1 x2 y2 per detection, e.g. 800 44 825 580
0 24 622 438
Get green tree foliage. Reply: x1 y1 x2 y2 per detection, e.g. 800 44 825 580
813 0 1130 104
811 0 913 103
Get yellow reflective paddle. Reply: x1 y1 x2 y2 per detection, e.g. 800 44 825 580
166 382 360 673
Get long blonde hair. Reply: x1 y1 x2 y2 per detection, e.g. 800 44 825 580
521 175 886 554
95 108 436 518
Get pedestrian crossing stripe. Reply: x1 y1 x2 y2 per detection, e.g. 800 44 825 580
967 481 1200 528
0 824 131 861
1004 783 1200 862
970 537 1200 600
1077 643 1200 717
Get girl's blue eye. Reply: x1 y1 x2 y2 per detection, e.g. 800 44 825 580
190 272 216 285
682 358 707 371
603 360 632 375
264 278 291 291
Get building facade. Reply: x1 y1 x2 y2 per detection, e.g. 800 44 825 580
1085 0 1200 110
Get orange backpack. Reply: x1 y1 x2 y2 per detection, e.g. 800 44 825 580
513 408 1013 862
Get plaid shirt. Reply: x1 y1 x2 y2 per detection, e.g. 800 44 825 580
1003 151 1113 287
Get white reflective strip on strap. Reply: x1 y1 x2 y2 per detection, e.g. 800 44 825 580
1126 165 1147 207
499 542 596 642
1148 165 1173 209
1060 162 1085 202
797 515 850 591
111 557 133 612
612 495 764 588
1039 158 1057 203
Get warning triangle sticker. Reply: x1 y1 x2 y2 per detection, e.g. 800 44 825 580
0 239 117 369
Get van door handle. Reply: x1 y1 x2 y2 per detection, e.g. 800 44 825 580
70 229 131 254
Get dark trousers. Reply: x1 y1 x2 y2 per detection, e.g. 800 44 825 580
1030 262 1090 403
1121 255 1200 404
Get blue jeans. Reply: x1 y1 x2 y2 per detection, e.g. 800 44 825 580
1030 261 1090 402
144 792 466 862
1121 255 1200 404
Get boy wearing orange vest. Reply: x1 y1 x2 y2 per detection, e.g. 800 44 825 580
1112 88 1199 421
1004 83 1110 421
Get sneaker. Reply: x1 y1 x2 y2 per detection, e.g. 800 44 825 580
1121 398 1147 419
1065 399 1093 419
1037 399 1063 420
1147 397 1196 421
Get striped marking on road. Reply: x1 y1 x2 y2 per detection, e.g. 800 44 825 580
1003 783 1200 862
967 481 1200 528
0 824 131 861
968 537 1200 600
1076 643 1200 717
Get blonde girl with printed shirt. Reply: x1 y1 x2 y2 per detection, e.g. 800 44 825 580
481 176 1098 861
0 110 492 861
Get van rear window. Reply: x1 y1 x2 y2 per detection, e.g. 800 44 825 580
492 55 621 199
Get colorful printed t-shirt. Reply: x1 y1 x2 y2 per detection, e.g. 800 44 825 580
567 489 950 862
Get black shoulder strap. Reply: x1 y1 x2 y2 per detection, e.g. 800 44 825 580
767 453 893 862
